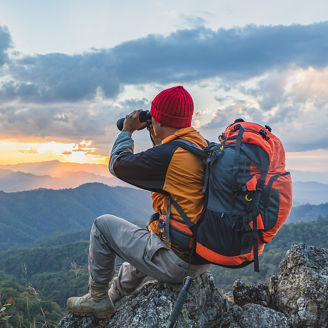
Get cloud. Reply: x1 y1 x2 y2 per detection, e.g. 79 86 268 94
0 26 11 66
0 97 149 148
201 67 328 152
1 22 328 103
2 52 121 102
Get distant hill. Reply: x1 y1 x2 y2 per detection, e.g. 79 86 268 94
0 183 153 249
0 160 108 177
287 202 328 223
0 160 132 192
290 169 328 184
0 168 127 192
292 181 328 205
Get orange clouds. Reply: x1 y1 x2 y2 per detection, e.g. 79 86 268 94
0 140 107 165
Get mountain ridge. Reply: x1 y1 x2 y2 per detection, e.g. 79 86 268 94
0 182 152 249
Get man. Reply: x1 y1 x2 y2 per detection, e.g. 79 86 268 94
67 86 210 319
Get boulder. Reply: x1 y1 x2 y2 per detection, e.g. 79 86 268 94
269 243 328 327
219 303 288 328
232 280 272 308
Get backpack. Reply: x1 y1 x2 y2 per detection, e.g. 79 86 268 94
162 119 292 272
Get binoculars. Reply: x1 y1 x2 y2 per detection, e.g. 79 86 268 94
116 110 152 131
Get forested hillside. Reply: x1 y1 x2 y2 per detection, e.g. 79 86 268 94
0 272 63 327
287 202 328 223
0 183 152 249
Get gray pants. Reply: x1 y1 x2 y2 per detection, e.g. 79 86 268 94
88 214 210 299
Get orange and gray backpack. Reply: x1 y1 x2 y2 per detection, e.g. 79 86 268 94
164 119 292 272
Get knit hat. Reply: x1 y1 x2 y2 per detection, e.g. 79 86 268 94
150 86 194 128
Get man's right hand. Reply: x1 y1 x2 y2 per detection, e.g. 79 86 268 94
122 110 147 133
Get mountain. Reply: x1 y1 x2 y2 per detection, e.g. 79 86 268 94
287 202 328 223
290 169 328 184
0 168 127 192
0 160 133 192
0 160 108 177
292 181 328 205
0 183 153 249
0 169 57 192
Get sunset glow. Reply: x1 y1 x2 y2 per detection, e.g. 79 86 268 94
0 140 108 165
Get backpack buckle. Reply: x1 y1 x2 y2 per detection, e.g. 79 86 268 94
265 125 272 132
158 218 165 233
231 124 241 132
259 129 270 141
256 179 265 192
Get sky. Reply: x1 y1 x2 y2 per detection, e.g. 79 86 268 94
0 0 328 182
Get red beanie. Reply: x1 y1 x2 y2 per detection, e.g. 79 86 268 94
150 86 194 128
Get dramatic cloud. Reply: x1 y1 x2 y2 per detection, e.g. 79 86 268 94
0 97 149 150
1 22 328 103
0 26 11 66
201 67 328 152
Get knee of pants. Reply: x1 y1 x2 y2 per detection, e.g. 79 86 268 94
94 214 117 229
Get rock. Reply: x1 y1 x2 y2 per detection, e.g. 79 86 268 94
232 280 272 307
218 303 289 328
57 243 328 328
57 272 228 328
56 313 108 328
111 271 227 327
270 243 328 327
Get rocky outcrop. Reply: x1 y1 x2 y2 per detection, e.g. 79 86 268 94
57 272 228 328
270 243 328 327
57 243 328 328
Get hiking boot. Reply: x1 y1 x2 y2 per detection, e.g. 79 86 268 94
67 281 115 319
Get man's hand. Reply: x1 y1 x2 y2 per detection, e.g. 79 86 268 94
122 110 147 133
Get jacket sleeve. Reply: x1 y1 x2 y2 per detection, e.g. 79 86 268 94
109 131 175 192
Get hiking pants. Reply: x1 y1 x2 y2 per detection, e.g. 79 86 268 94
88 214 210 299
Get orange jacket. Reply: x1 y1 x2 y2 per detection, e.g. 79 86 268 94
149 127 208 236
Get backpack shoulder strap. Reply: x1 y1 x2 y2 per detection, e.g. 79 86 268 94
170 139 208 159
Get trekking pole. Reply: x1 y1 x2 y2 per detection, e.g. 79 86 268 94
167 276 193 328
